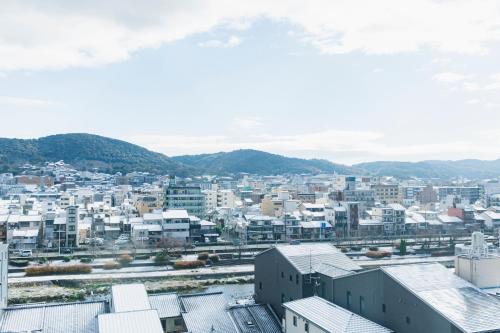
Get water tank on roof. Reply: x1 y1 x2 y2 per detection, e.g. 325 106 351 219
471 231 486 257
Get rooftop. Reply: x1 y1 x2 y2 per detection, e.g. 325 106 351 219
111 284 151 313
382 263 500 333
0 301 107 333
98 309 163 333
274 243 361 274
283 296 392 333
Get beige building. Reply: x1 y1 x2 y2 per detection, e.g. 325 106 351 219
372 184 400 204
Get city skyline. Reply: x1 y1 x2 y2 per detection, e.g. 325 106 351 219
2 1 500 164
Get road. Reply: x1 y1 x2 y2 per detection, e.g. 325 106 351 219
9 254 457 284
12 234 475 260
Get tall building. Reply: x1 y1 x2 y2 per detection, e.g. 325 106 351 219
164 176 205 218
65 205 79 247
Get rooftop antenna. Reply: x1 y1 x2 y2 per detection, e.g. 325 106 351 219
210 325 215 333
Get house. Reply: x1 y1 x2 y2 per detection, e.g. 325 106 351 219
481 210 500 230
255 243 362 318
283 296 392 333
323 263 500 333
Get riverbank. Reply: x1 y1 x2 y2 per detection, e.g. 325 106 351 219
9 275 254 305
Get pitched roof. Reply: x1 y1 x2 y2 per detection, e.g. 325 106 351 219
383 263 500 333
283 297 392 333
98 309 163 333
275 243 361 274
0 301 106 333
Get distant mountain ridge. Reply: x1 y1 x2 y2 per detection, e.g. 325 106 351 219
172 149 358 175
1 133 500 179
0 133 192 175
354 159 500 179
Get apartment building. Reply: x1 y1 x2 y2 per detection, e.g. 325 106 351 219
371 184 400 204
164 178 205 218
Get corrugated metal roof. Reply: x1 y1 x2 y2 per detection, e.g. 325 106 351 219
276 243 361 274
180 292 236 333
383 263 500 333
284 296 392 333
0 301 107 333
98 309 163 333
316 263 355 279
111 284 151 313
229 305 281 333
148 293 181 318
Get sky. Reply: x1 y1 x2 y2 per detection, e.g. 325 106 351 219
1 1 500 165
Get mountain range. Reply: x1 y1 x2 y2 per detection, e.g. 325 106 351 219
1 133 500 179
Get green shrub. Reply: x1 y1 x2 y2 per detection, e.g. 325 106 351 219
62 256 71 262
103 261 121 270
154 252 169 265
80 257 92 263
174 260 205 269
197 252 209 260
209 255 220 263
117 254 133 266
25 264 92 276
368 246 379 251
37 257 48 264
9 259 30 267
340 247 348 253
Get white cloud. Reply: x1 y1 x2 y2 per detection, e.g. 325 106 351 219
2 1 500 70
433 72 469 83
198 36 242 48
466 99 481 105
0 72 7 78
127 128 500 164
0 96 58 108
231 116 262 130
373 68 384 73
462 81 481 91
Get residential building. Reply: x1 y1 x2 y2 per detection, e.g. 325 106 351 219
372 184 400 204
255 243 362 318
283 296 392 333
164 177 205 218
323 263 500 333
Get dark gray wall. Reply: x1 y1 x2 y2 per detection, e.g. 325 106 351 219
255 248 312 318
330 270 454 333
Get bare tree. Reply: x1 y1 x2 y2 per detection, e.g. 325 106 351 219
156 237 181 256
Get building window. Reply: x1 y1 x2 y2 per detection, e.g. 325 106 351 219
293 316 297 327
382 304 386 313
281 271 284 278
406 316 411 324
346 291 352 309
296 274 299 285
305 322 309 332
281 294 285 303
259 282 262 290
360 296 365 315
289 274 292 282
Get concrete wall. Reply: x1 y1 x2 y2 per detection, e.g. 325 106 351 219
455 256 500 288
330 270 454 333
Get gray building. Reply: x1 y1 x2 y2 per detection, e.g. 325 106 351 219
164 179 205 218
254 243 362 318
321 263 500 333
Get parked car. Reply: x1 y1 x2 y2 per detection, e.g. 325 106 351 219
18 249 33 257
60 247 73 254
114 239 129 245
